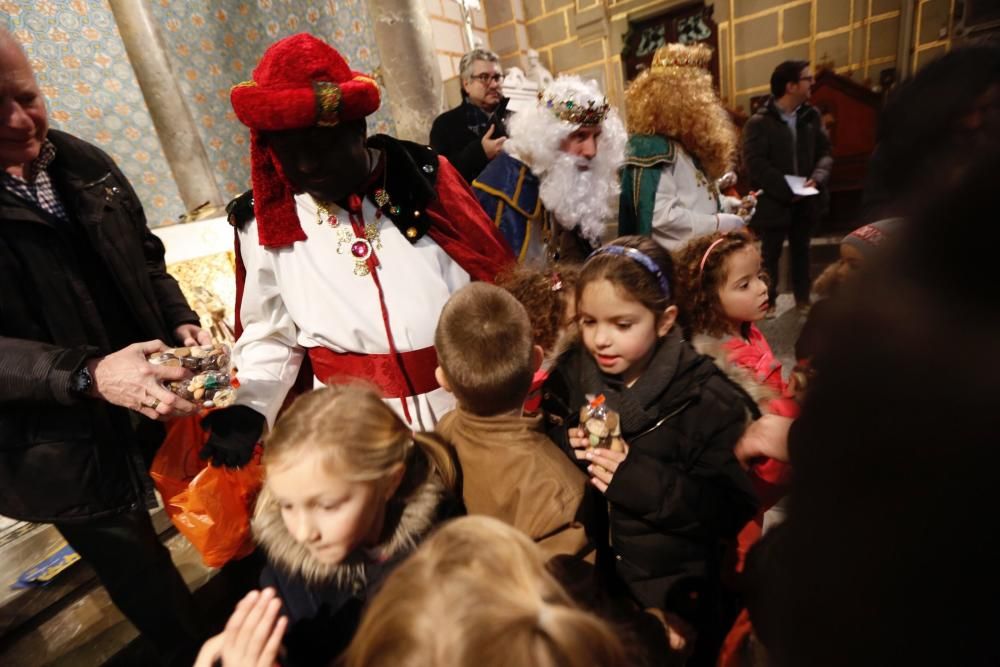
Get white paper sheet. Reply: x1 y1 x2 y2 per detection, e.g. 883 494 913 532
784 174 819 196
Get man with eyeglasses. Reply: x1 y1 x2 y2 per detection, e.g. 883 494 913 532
743 60 832 315
430 48 510 183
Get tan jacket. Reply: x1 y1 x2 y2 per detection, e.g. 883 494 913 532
437 407 591 561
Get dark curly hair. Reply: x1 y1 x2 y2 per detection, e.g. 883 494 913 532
674 230 764 339
577 235 676 317
496 263 579 353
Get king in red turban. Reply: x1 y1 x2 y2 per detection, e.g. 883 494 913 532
201 34 513 470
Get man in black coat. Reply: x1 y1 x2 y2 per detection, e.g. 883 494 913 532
742 60 832 312
0 30 208 666
430 48 509 183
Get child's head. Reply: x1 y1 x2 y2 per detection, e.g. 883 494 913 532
496 263 580 355
341 516 630 667
675 230 768 338
435 283 543 416
815 218 901 297
575 235 678 385
257 384 455 572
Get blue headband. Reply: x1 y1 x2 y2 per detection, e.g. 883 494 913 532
586 245 671 299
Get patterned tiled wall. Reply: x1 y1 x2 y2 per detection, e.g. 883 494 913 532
147 0 397 201
1 0 184 227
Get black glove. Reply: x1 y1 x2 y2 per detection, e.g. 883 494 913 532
200 405 266 468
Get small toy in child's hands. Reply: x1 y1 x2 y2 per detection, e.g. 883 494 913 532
147 344 238 409
579 394 624 452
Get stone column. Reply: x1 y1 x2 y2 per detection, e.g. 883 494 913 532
108 0 223 213
897 0 917 81
366 0 444 143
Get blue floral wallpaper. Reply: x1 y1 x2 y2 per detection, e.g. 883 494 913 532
148 0 397 201
1 0 185 226
2 0 397 225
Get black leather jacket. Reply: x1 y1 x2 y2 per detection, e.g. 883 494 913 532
0 129 198 522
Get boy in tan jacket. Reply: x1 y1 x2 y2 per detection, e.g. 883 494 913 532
435 283 592 561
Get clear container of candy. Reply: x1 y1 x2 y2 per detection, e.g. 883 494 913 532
147 344 238 408
579 394 623 451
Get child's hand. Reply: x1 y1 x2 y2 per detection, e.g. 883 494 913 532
583 444 629 493
193 634 223 667
568 426 590 453
645 607 697 655
201 587 287 667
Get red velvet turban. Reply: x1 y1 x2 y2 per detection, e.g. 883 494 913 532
230 33 381 247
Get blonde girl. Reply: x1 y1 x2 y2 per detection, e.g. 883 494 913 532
341 515 630 667
196 384 459 667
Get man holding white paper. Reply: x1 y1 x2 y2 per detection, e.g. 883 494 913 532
743 60 832 313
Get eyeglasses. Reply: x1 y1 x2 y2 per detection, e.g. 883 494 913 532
469 73 504 85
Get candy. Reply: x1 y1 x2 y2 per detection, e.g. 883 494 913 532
147 344 237 409
579 394 623 451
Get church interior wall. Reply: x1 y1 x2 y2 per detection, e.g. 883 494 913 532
1 0 396 228
1 0 185 227
469 0 959 122
0 0 971 227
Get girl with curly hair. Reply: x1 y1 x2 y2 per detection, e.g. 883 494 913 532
674 230 797 566
496 263 580 412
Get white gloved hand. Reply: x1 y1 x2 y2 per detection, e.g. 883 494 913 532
716 213 747 232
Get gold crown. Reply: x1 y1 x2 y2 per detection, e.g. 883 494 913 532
651 43 713 70
537 91 610 126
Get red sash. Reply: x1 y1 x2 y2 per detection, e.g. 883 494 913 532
307 346 439 399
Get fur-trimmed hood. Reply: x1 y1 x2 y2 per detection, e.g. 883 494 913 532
691 331 780 412
253 467 447 588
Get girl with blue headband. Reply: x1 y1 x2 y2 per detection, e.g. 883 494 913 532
541 235 759 666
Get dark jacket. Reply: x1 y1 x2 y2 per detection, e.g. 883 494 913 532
429 100 492 183
0 129 198 523
542 330 759 624
742 98 833 229
253 460 461 667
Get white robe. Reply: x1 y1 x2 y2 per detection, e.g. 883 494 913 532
233 193 469 430
650 144 743 251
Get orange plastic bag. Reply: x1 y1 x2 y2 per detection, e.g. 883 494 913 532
150 414 263 568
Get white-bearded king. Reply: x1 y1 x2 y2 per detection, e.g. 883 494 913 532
473 75 627 264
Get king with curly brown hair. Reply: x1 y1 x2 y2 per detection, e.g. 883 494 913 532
619 43 754 251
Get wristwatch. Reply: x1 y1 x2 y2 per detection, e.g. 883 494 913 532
70 364 94 397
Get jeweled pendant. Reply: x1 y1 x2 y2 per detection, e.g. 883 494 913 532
351 239 371 259
374 188 390 208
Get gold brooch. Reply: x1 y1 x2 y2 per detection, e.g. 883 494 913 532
336 223 383 277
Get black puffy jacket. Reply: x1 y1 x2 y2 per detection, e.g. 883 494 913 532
542 329 759 623
0 130 198 522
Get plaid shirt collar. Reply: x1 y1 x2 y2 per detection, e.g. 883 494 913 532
1 139 68 221
2 139 56 184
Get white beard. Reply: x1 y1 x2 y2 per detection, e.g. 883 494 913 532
537 152 615 247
